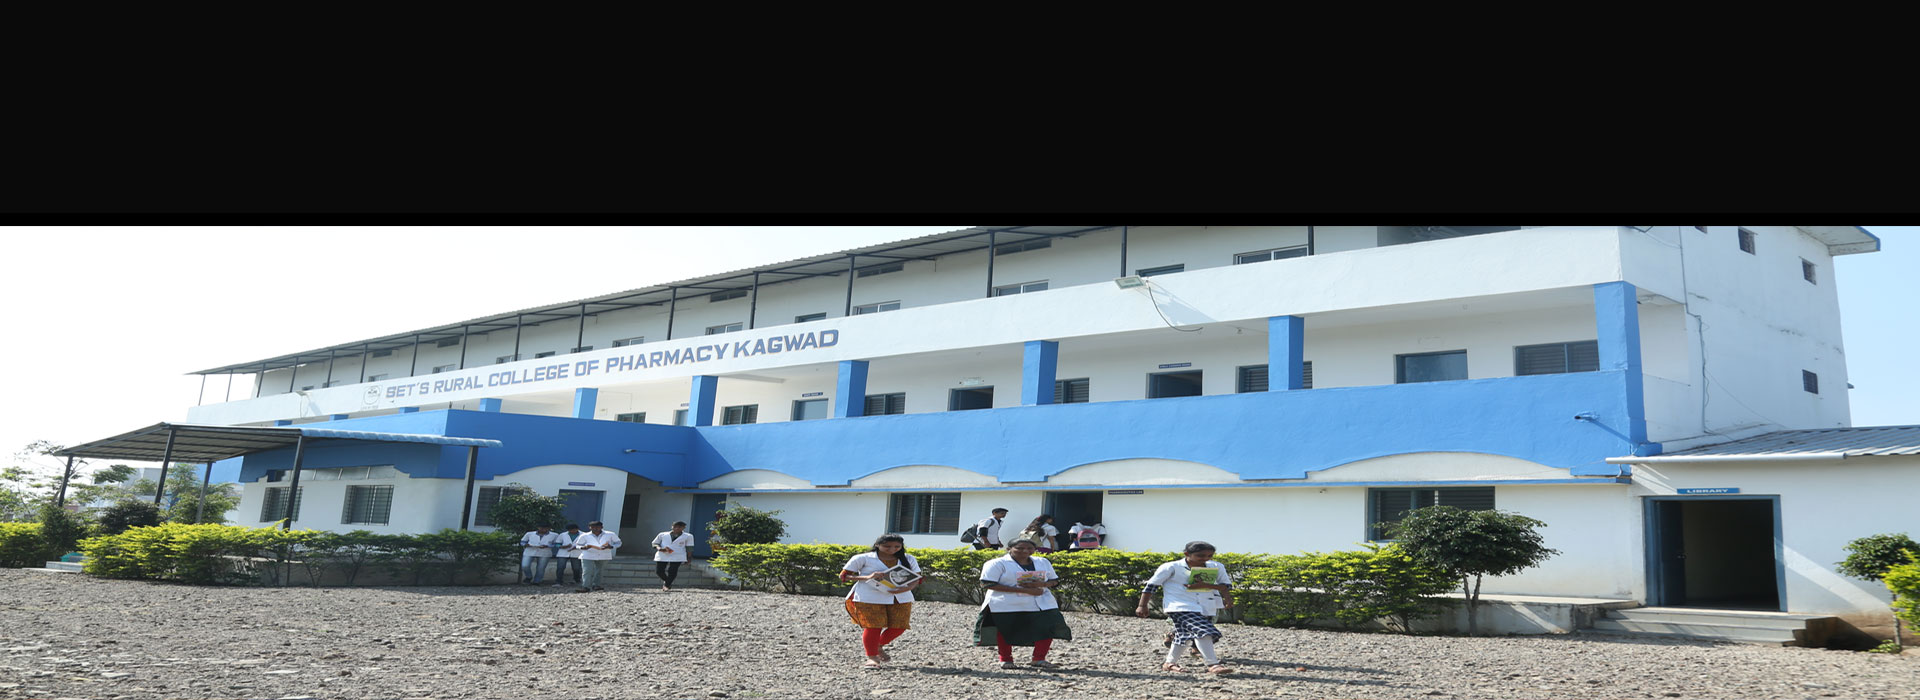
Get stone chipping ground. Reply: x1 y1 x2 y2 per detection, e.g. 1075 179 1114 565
0 570 1912 700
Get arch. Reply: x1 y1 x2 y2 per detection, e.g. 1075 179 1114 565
851 464 1000 488
1046 458 1241 486
699 468 813 490
1303 451 1571 482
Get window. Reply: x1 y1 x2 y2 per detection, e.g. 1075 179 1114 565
615 412 646 423
572 346 593 353
1147 371 1203 399
341 485 393 525
994 239 1052 256
1803 370 1819 394
1238 363 1316 392
722 404 758 425
1234 246 1309 265
1136 264 1184 277
613 337 644 347
369 349 393 358
259 486 303 522
323 380 345 388
1802 259 1817 284
853 301 900 315
706 322 744 335
993 280 1048 296
1368 487 1495 540
949 387 994 411
432 364 458 374
435 337 462 348
888 493 961 534
673 409 689 426
1053 378 1089 404
791 398 828 421
534 351 556 359
857 262 904 278
367 373 389 382
496 354 520 364
1397 350 1467 383
300 385 315 392
473 486 530 527
864 393 906 416
710 289 747 303
1738 228 1757 254
1514 341 1599 376
794 312 827 323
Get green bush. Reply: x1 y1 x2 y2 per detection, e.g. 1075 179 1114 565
709 504 788 546
1236 543 1453 630
1388 507 1558 636
1048 548 1174 613
35 505 91 560
97 501 163 535
710 543 864 594
79 522 317 584
0 523 45 568
912 547 1004 605
1883 552 1920 630
489 490 567 536
1837 533 1920 582
417 529 519 585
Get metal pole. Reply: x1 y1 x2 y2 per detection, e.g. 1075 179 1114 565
197 375 207 406
666 288 678 341
1120 226 1129 277
195 462 212 523
576 303 587 350
409 333 421 377
360 344 370 383
324 349 336 387
225 374 233 402
458 446 479 530
748 272 760 329
1307 225 1316 256
844 255 856 316
283 434 308 530
986 230 996 297
255 364 265 398
54 456 74 509
457 325 470 369
288 361 298 394
152 427 177 505
512 314 523 360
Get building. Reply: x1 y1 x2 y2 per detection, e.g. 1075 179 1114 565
149 225 1909 637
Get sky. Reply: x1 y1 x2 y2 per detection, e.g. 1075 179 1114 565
1 225 1912 479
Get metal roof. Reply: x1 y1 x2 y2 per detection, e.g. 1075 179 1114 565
1610 425 1920 463
53 423 502 463
190 225 1114 376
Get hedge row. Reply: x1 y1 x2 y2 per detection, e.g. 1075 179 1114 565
78 523 519 586
710 542 1455 631
0 522 48 568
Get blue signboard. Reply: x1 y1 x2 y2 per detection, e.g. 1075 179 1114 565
1108 489 1145 495
1677 487 1740 495
1157 363 1191 369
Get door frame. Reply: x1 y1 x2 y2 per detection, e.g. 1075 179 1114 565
1641 494 1785 610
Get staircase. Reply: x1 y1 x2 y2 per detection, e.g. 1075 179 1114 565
1591 607 1839 646
594 559 727 589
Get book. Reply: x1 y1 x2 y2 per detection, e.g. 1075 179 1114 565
879 563 922 590
1015 571 1049 587
1187 567 1220 585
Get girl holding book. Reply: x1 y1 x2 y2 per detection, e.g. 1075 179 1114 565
974 539 1072 669
1136 541 1235 674
839 534 924 669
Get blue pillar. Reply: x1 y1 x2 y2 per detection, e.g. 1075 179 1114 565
1021 340 1059 406
1268 315 1305 390
273 419 292 426
399 406 420 413
479 398 503 412
689 375 719 427
834 361 869 418
573 388 598 419
329 414 350 421
1593 282 1648 446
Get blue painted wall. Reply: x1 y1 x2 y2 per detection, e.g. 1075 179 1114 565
235 369 1650 487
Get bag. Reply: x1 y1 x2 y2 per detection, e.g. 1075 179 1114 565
1018 528 1045 546
960 527 978 544
1073 527 1102 549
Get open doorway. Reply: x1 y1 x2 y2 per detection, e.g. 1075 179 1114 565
1645 497 1782 610
1148 371 1203 398
949 386 994 411
1044 491 1104 549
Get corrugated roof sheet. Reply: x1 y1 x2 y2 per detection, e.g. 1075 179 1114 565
1647 425 1920 460
55 423 500 462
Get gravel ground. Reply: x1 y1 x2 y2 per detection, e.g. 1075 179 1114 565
0 569 1912 700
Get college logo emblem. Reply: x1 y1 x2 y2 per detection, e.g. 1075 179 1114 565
363 386 382 408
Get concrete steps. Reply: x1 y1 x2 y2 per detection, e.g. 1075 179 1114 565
39 561 82 573
1591 607 1839 646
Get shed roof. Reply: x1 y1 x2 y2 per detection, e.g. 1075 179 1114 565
1609 425 1920 463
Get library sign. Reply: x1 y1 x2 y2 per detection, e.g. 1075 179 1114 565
368 329 843 404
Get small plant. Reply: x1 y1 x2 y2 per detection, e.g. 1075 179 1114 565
708 504 786 545
489 488 567 535
97 501 162 535
35 504 91 560
1867 639 1904 654
1838 533 1918 647
1388 507 1559 636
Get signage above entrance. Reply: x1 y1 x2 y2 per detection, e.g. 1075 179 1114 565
1677 487 1740 495
1107 489 1144 495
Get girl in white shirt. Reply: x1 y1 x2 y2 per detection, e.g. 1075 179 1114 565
838 534 923 669
651 521 696 591
1135 541 1234 674
1017 514 1061 553
973 539 1072 669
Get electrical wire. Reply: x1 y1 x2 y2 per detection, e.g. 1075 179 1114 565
1140 282 1205 333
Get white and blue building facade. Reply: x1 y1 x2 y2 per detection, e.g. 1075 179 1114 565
178 226 1906 632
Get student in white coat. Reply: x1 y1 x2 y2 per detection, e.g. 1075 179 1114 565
551 523 584 587
1135 541 1235 674
838 533 923 668
651 521 695 591
572 520 622 592
973 539 1072 669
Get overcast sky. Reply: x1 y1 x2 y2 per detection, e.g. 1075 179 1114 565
2 225 1911 477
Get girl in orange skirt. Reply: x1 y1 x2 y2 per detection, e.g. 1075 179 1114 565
839 534 924 668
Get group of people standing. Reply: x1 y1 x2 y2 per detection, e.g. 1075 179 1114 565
839 534 1234 674
969 508 1105 553
516 521 696 593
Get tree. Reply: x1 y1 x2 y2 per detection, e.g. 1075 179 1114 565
708 504 786 545
1387 506 1560 636
489 489 567 535
156 466 242 525
97 500 163 535
1837 532 1919 647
